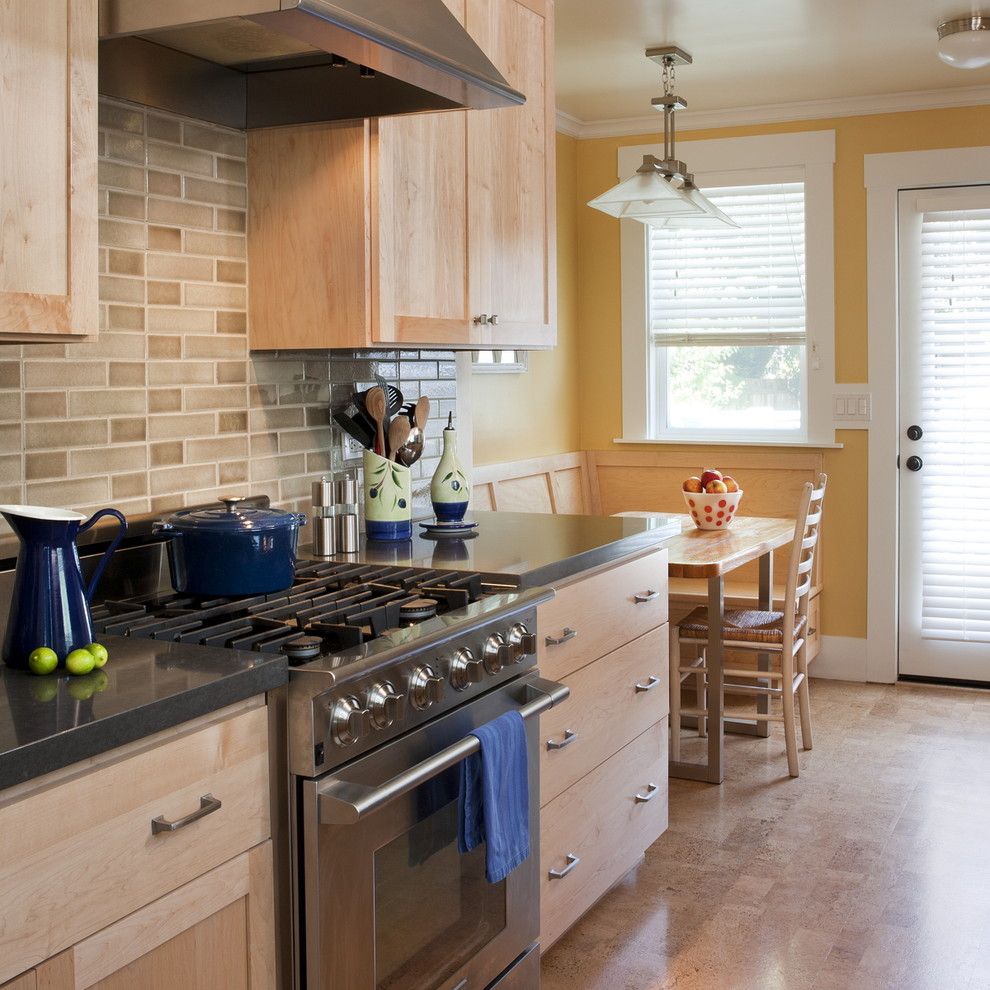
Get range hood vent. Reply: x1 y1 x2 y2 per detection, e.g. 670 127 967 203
98 0 525 130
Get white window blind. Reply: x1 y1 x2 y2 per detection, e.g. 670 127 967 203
918 204 990 643
648 182 807 347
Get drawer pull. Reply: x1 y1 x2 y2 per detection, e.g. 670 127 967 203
635 675 661 693
809 627 818 636
151 794 222 835
634 589 660 603
635 783 659 804
548 853 580 880
545 627 577 647
546 729 578 751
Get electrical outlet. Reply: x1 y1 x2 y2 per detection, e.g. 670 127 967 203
341 432 365 462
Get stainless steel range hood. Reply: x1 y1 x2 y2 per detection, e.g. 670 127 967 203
98 0 525 130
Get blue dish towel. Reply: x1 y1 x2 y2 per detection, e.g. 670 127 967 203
458 710 530 883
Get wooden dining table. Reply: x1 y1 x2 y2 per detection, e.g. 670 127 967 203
662 514 797 784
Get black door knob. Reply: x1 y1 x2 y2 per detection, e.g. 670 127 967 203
906 455 924 472
906 425 923 441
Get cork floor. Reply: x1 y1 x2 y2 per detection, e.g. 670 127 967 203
541 678 990 990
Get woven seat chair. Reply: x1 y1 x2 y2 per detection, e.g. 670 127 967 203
669 474 827 777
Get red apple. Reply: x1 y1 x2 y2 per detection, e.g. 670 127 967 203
683 476 704 493
722 475 740 493
700 468 723 489
705 479 729 495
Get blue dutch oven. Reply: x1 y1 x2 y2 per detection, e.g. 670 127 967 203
154 497 307 597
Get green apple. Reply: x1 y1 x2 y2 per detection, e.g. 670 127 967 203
85 642 109 668
65 649 96 676
27 647 59 676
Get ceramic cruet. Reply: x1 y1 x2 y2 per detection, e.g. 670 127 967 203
430 412 471 522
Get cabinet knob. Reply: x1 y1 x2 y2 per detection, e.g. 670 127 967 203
473 314 490 326
489 314 499 326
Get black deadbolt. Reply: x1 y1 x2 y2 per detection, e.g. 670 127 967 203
906 455 923 472
906 425 923 441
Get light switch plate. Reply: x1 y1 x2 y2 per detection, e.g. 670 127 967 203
832 386 872 427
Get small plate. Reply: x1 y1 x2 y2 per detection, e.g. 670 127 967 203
419 520 478 537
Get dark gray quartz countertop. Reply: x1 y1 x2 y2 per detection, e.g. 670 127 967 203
0 636 286 791
318 509 683 587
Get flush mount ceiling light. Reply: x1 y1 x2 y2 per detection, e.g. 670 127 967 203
937 15 990 69
587 46 738 228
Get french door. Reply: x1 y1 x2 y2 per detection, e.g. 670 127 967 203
898 186 990 681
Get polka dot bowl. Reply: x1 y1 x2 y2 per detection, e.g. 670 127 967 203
683 489 743 530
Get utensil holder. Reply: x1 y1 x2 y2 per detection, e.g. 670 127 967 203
363 450 412 541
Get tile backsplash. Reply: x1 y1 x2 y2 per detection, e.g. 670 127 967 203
0 98 458 538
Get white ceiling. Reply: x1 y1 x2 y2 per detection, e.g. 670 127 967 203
555 0 990 123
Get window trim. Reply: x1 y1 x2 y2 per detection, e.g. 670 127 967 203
619 130 836 445
471 349 529 374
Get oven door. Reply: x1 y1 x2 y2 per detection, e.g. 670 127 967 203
299 672 567 990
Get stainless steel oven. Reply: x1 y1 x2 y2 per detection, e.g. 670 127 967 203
298 671 565 989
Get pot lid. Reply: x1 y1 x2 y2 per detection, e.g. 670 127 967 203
166 497 300 533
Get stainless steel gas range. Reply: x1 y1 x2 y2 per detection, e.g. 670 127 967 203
88 551 567 990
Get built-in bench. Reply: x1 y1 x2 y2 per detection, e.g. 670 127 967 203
472 449 824 660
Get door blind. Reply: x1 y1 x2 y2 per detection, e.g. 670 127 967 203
648 182 806 347
918 205 990 642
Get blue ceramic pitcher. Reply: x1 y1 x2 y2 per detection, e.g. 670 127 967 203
1 505 127 669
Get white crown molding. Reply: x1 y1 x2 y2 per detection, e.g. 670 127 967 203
555 84 990 139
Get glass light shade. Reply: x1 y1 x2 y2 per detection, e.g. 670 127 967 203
645 183 740 228
587 168 703 222
937 19 990 68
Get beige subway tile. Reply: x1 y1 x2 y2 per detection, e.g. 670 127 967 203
0 362 20 388
99 218 146 250
148 169 182 197
26 419 108 450
0 345 22 358
70 444 147 475
250 453 306 483
108 362 147 387
0 453 22 486
246 481 279 504
112 472 148 499
26 476 110 508
184 176 246 208
250 407 304 431
105 131 145 163
184 230 245 259
148 335 181 359
147 281 181 305
25 451 67 481
148 197 213 230
98 161 144 192
0 393 20 420
108 305 145 331
107 191 146 221
146 140 213 176
150 463 218 497
187 435 248 463
146 253 214 281
184 282 246 309
217 311 247 334
111 418 147 443
279 475 312 500
23 343 66 357
250 432 278 456
100 101 144 134
149 388 182 413
70 332 145 361
216 157 247 183
183 122 245 158
307 451 332 474
25 392 66 419
147 308 214 333
216 260 246 285
219 461 248 485
99 275 145 305
69 388 146 417
148 361 214 386
185 385 246 411
217 361 247 384
24 361 108 388
108 250 145 277
148 412 215 440
150 441 184 467
147 113 181 144
219 411 247 433
278 427 331 453
216 209 246 233
148 225 182 252
183 335 245 360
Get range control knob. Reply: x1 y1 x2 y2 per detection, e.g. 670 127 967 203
409 664 445 710
367 680 403 730
508 622 538 662
450 647 485 691
330 696 371 747
482 633 513 674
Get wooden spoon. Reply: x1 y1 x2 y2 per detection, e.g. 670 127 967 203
365 386 387 456
414 396 430 430
388 417 412 462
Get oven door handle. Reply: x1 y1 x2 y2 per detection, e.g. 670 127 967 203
317 677 569 825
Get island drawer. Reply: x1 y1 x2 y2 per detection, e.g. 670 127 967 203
540 625 668 807
538 548 668 681
0 704 270 984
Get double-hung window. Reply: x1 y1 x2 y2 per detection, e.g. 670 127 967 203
620 132 836 444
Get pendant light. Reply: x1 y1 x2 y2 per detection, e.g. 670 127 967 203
588 46 738 228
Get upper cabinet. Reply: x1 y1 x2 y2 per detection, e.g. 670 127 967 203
248 0 555 351
0 0 98 340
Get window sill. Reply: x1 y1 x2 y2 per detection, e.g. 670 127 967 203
613 436 844 450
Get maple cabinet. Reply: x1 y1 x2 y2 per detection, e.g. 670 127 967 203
248 0 555 350
0 0 98 340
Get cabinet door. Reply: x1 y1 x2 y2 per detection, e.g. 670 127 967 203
35 843 275 990
467 0 556 348
0 0 98 339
